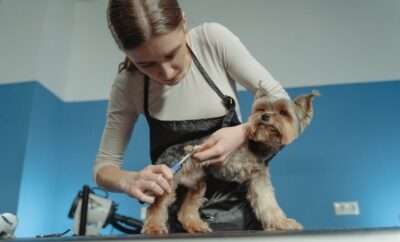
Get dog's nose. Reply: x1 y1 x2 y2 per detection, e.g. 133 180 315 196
261 113 270 122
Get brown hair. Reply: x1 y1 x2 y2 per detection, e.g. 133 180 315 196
107 0 184 72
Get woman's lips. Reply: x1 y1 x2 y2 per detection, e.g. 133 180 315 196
163 72 182 85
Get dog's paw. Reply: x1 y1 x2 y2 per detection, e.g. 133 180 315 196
142 222 169 235
181 218 212 233
265 217 303 231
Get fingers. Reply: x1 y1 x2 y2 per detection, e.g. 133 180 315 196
127 179 164 204
150 164 173 181
122 164 174 204
143 165 172 193
200 157 226 167
146 173 172 194
192 136 221 161
195 136 218 153
143 180 164 196
130 188 155 204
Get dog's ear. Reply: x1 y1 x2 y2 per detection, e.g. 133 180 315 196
246 121 257 140
294 90 320 133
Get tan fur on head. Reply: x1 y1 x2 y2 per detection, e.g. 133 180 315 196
248 87 319 146
249 87 319 146
294 90 320 133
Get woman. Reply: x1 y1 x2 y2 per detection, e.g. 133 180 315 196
94 0 290 232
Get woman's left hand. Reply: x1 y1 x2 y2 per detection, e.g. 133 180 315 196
192 123 248 166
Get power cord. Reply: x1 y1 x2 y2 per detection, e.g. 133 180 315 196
36 229 71 238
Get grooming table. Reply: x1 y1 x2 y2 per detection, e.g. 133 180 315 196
8 228 400 242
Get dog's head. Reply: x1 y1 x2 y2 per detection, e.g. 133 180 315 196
248 85 319 149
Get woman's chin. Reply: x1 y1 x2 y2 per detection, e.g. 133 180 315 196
160 73 184 86
159 79 179 86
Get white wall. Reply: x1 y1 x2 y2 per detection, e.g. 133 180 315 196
180 0 400 87
0 0 74 98
1 0 399 101
0 0 46 84
65 0 123 102
36 0 74 98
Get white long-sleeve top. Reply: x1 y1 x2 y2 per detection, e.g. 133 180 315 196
94 22 289 180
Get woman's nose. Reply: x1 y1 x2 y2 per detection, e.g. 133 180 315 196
159 63 176 80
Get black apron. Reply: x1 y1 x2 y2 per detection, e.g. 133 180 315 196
143 45 262 232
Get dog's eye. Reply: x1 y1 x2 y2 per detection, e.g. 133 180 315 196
279 110 290 117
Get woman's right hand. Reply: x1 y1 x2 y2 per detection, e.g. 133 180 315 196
119 164 173 204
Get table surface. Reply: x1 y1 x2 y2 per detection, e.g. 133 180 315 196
6 227 400 242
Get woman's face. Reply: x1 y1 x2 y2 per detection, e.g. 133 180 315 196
125 27 191 86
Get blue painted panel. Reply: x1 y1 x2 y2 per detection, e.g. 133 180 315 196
16 83 63 236
2 80 399 237
0 82 35 214
237 81 400 230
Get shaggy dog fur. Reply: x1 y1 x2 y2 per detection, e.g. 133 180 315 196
142 86 319 234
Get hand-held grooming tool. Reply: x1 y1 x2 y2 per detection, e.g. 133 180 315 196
170 152 193 174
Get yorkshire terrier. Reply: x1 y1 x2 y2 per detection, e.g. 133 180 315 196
142 86 319 234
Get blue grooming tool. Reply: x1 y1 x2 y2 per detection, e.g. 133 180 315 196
170 152 193 174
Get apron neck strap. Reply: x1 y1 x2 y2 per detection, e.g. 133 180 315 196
186 44 236 111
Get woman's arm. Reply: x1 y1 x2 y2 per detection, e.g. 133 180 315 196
193 122 249 165
93 75 137 184
96 164 172 204
94 73 173 204
208 23 290 99
193 23 289 163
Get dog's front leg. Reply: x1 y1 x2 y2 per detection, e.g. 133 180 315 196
247 168 303 231
178 179 211 233
142 188 177 235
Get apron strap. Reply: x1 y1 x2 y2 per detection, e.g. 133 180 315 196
187 44 236 111
143 76 150 117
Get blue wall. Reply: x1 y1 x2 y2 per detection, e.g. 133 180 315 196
0 82 35 214
0 80 399 237
16 83 64 236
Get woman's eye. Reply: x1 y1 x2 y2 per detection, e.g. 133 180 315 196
140 63 154 69
166 53 176 60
